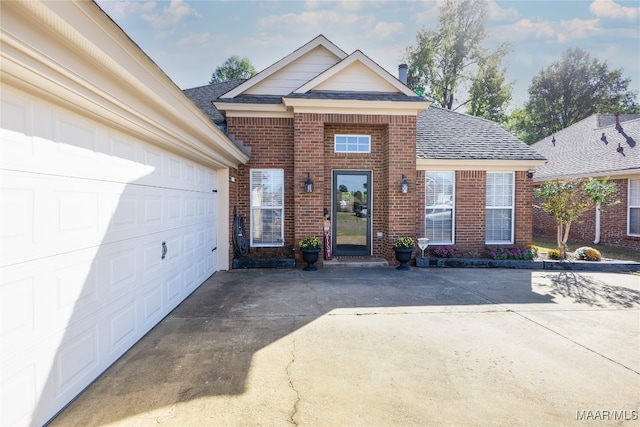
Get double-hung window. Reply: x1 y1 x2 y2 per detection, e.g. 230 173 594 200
334 135 371 153
486 172 514 244
250 169 284 246
425 172 455 244
629 179 640 236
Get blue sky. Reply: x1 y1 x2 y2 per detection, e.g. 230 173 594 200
96 0 640 109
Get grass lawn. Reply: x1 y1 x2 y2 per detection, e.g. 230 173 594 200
532 235 640 262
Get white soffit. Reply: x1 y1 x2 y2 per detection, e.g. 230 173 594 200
221 35 347 98
294 51 415 96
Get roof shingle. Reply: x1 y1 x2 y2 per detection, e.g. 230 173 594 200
531 114 640 180
417 106 546 161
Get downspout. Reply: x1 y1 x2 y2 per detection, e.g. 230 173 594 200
593 202 601 245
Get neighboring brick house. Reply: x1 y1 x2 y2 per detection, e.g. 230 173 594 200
185 35 546 267
531 113 640 251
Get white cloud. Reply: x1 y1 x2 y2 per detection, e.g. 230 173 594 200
493 18 601 43
368 21 405 40
556 18 601 42
142 0 200 30
258 10 360 30
486 1 519 21
589 0 639 21
99 1 156 20
340 0 365 11
173 32 210 48
496 19 555 40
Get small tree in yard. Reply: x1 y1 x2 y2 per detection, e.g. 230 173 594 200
534 178 619 259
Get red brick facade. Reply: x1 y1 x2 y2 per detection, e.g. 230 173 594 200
533 178 640 251
226 114 539 269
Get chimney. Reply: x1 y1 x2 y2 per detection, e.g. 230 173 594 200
615 111 623 132
398 64 408 85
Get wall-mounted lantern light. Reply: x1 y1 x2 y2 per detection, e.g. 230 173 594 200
401 175 409 194
527 169 535 179
304 172 314 193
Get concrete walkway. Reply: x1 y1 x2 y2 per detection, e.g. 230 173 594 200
50 268 640 426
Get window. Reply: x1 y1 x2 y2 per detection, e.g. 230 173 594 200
250 169 284 246
425 172 455 244
334 135 371 153
486 172 514 243
629 179 640 236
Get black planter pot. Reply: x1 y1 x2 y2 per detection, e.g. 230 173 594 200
301 248 321 271
394 247 414 270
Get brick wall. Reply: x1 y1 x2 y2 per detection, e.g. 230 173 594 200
227 117 296 260
455 171 486 252
533 178 640 251
227 114 541 267
228 113 417 266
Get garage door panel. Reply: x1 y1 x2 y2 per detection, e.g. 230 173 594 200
107 301 137 354
55 323 100 396
141 279 164 328
1 364 36 427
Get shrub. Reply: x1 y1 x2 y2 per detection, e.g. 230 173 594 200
393 237 415 249
433 246 455 258
487 246 536 260
575 246 602 261
547 249 562 260
299 236 321 250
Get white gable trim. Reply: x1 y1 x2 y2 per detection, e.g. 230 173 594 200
282 98 431 116
221 35 347 99
293 51 416 96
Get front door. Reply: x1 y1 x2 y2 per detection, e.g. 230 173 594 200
333 170 371 256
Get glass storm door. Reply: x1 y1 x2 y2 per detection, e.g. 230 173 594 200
333 171 371 256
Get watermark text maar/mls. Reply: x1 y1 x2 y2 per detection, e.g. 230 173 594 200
576 410 638 422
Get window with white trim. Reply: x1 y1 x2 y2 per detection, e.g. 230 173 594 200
334 134 371 153
486 172 514 243
629 178 640 236
425 172 455 244
250 169 284 246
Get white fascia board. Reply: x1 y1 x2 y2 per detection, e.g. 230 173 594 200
212 102 290 117
293 51 416 96
1 1 249 169
417 158 547 171
221 35 348 99
282 98 431 116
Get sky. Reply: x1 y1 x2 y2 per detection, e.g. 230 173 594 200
95 0 640 109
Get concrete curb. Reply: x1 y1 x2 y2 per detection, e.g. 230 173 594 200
415 257 640 272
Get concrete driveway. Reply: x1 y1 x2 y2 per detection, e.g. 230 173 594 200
50 268 640 426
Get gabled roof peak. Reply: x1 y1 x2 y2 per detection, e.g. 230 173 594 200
220 34 347 99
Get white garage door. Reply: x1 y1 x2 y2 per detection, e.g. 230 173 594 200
1 87 220 426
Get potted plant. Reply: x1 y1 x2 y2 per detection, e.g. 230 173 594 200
299 235 321 271
393 236 415 270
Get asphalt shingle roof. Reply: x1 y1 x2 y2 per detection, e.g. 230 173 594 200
185 82 545 162
530 114 640 180
417 106 546 161
183 79 246 124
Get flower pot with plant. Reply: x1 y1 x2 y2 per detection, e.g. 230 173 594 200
299 236 321 271
393 237 415 270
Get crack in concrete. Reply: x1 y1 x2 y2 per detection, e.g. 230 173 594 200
286 338 301 426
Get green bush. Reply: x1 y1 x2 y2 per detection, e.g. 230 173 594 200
547 249 562 260
394 237 415 249
299 236 321 250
